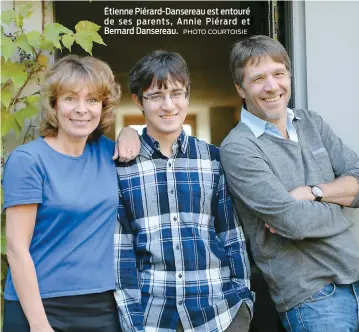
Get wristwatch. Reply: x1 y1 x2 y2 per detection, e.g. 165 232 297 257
310 185 323 202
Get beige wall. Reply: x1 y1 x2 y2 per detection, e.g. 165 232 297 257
302 1 359 239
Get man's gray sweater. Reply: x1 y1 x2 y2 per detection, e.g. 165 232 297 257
220 109 359 312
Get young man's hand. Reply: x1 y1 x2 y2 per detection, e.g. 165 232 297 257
113 127 141 162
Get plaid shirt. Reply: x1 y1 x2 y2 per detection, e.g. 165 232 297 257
115 129 253 332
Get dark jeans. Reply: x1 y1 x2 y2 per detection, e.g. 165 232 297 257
3 291 122 332
176 302 251 332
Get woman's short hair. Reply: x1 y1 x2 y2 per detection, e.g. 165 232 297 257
40 55 121 141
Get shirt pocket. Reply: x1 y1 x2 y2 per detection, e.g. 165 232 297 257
312 147 335 181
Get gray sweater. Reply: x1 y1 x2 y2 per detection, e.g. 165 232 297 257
220 109 359 312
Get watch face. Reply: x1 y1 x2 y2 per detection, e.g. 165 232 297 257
313 186 323 197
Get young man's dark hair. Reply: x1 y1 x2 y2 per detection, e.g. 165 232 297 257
129 50 190 103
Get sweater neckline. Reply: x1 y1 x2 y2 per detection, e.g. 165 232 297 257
260 132 301 146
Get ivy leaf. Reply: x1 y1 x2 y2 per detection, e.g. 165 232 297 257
1 58 7 84
37 54 48 67
15 14 24 28
62 34 75 51
12 114 22 134
14 104 39 129
75 20 101 33
88 31 106 46
74 31 93 55
1 110 13 136
27 31 41 48
27 94 41 107
43 23 73 49
0 10 16 26
18 4 33 18
1 60 27 88
1 83 15 108
15 34 33 55
1 37 18 61
39 38 54 51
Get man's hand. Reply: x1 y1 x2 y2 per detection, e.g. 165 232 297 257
113 127 141 162
265 223 277 234
289 186 314 201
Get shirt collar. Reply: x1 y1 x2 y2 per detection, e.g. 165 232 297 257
140 127 188 156
240 107 301 138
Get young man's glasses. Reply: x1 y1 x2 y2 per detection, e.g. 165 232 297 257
142 90 189 103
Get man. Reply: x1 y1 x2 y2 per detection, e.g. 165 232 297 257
220 35 359 331
114 50 253 332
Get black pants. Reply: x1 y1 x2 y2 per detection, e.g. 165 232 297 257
3 291 122 332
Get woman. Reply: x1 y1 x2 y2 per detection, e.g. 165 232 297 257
3 55 122 332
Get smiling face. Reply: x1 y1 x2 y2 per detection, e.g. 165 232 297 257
236 56 291 124
133 78 189 141
55 85 102 142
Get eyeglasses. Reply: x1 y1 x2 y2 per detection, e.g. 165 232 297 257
142 90 189 103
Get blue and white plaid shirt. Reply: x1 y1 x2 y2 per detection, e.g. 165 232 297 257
114 129 253 332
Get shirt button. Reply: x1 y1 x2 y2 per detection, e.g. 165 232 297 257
168 162 172 167
173 216 177 221
176 244 180 250
178 273 182 278
178 300 183 305
170 189 174 194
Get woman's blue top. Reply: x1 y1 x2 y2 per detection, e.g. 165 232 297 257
3 135 119 300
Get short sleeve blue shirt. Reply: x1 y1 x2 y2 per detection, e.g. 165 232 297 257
3 136 119 300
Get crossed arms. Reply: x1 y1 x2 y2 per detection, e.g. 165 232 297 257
220 115 359 240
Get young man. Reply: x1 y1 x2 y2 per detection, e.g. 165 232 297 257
114 51 253 332
220 35 359 331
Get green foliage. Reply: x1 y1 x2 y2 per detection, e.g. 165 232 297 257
1 82 15 108
0 3 106 307
1 36 18 61
1 4 106 138
1 60 28 88
74 21 106 55
0 10 16 26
